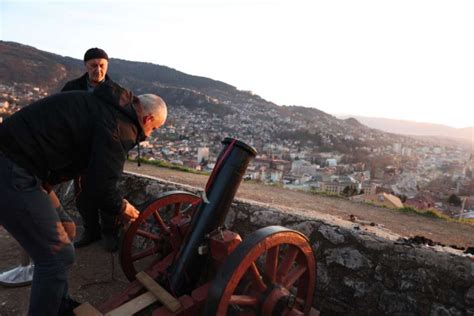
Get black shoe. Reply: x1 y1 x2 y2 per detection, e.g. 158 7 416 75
103 233 119 252
74 229 101 248
58 296 81 316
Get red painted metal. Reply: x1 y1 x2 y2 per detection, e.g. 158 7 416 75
205 227 316 316
152 295 197 316
209 230 242 263
191 283 210 304
261 286 290 315
120 191 201 281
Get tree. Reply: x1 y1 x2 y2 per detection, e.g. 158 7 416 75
342 186 358 197
447 194 462 207
465 167 472 179
396 194 407 203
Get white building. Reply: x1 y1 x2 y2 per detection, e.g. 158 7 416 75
291 159 319 176
270 170 283 182
401 147 412 156
326 158 337 167
197 147 209 163
393 143 402 154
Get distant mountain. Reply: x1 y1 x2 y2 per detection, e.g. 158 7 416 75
0 41 72 89
0 41 240 115
0 40 448 154
337 115 473 143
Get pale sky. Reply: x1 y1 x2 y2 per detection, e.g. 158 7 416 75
1 0 473 128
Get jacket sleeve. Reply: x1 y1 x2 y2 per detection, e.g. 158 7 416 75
81 122 127 216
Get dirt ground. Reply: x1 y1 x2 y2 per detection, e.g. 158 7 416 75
0 162 473 315
125 162 474 249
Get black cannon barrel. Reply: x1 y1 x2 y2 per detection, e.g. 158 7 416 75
168 138 257 295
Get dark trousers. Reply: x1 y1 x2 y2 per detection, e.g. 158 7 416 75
75 175 116 236
0 154 75 316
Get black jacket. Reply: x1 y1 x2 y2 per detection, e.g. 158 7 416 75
61 73 112 92
0 82 144 215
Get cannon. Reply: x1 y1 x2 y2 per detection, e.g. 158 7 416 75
75 138 316 316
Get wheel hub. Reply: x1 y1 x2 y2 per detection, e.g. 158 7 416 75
261 285 299 316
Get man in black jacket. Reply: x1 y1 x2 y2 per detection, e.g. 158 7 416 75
0 81 167 316
61 47 119 251
62 47 112 92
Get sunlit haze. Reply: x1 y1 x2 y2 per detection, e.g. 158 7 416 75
1 0 473 128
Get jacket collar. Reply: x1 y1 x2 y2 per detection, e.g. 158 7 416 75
93 81 144 140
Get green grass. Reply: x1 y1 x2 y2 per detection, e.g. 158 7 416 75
308 189 344 199
398 206 473 224
399 206 448 219
266 181 284 188
458 218 474 224
128 157 209 175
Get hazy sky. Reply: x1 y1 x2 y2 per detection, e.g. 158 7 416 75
1 0 473 128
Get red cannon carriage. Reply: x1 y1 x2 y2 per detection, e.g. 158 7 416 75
75 138 317 316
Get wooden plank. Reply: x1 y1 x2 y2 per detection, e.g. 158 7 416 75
105 292 157 316
73 302 103 316
152 295 195 316
136 271 182 313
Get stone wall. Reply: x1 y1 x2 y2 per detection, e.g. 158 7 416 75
119 172 474 315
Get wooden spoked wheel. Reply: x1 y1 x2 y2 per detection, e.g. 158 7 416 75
204 226 316 316
119 191 201 281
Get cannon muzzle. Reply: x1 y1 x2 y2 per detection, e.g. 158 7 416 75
168 138 257 295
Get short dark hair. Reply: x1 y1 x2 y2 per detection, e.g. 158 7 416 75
84 48 109 62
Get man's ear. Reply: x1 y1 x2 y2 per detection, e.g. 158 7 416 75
142 114 154 125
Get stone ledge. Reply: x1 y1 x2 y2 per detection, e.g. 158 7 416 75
120 171 474 315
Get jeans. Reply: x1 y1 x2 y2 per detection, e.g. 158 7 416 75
75 175 117 236
0 153 75 316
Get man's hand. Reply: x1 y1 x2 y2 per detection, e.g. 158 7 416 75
122 199 140 223
62 220 77 240
49 189 77 241
55 205 76 241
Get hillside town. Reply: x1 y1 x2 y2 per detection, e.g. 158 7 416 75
1 81 473 222
150 105 474 218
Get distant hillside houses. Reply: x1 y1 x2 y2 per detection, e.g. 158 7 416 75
282 160 380 197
